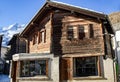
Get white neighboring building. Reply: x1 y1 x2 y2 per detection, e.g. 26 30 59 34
109 12 120 70
116 31 120 64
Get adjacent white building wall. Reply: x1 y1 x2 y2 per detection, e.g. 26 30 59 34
116 31 120 65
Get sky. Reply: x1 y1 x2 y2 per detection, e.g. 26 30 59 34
0 0 120 27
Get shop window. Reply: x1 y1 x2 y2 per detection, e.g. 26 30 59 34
20 60 48 77
73 57 98 77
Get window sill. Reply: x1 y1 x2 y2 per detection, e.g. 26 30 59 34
73 76 107 80
17 76 52 81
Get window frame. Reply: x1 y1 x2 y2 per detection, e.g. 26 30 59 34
78 25 85 39
20 59 49 78
38 29 46 43
67 24 93 40
67 26 74 40
73 56 101 78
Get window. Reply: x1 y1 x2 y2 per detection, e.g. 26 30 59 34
73 57 98 77
67 24 93 40
20 60 48 77
78 25 85 39
67 26 74 40
33 33 38 45
39 30 46 43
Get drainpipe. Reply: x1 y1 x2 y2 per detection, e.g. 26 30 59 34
111 34 117 82
104 33 117 82
114 32 119 82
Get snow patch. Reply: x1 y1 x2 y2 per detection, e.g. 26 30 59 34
0 23 25 46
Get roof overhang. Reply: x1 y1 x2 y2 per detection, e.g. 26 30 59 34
20 1 114 37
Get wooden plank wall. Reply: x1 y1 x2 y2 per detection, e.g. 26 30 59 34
53 11 104 56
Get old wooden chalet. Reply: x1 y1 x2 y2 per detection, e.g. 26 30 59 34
10 1 116 82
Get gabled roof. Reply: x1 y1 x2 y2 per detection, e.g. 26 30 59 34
20 1 114 36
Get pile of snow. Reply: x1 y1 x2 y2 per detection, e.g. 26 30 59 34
0 23 25 46
0 74 10 82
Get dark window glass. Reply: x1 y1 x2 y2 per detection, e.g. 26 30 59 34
78 25 85 39
67 26 74 40
73 57 98 77
21 60 47 77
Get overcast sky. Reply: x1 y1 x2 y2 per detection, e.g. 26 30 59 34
0 0 120 27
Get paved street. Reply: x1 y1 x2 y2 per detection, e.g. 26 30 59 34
0 74 10 82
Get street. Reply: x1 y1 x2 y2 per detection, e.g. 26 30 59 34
0 74 10 82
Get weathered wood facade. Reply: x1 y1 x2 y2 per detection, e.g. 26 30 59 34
7 34 26 82
11 1 116 82
7 34 26 60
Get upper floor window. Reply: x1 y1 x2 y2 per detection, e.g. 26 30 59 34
33 33 38 45
67 26 74 40
67 24 93 40
38 29 46 43
78 25 85 39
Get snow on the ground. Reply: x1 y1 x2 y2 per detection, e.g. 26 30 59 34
0 74 10 82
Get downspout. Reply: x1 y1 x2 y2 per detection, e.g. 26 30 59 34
105 16 117 82
114 33 118 82
111 34 117 82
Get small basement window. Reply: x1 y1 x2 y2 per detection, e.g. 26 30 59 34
20 60 48 77
73 57 98 77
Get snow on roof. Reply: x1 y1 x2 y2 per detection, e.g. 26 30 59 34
51 0 105 15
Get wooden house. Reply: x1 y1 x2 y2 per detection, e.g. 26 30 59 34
11 1 116 82
4 33 26 75
7 33 26 60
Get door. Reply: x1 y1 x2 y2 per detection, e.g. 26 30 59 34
60 57 72 81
